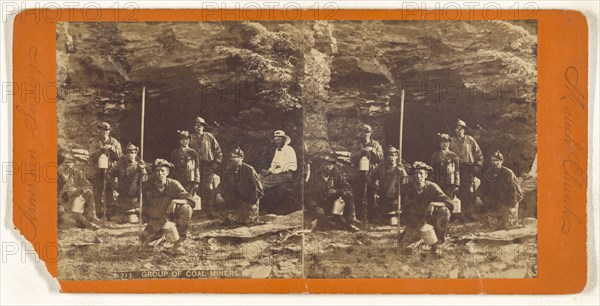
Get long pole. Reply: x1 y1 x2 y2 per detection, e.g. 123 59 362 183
138 87 146 250
396 89 405 255
101 168 107 221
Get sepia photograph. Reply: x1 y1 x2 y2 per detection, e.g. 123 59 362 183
56 20 537 280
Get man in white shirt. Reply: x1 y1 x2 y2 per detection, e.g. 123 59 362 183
261 130 298 189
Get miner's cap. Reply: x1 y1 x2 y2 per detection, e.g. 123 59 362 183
491 150 504 161
99 122 111 130
230 147 245 158
437 133 451 142
125 143 139 153
177 130 191 139
152 158 175 169
194 116 207 125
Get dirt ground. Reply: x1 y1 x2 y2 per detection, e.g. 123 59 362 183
58 213 303 280
58 212 536 280
304 219 537 279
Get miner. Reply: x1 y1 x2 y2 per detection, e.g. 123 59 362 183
430 133 461 198
399 161 453 254
90 122 122 219
108 143 148 222
351 124 384 221
190 116 223 210
260 130 298 189
305 155 361 232
170 130 200 194
220 148 264 225
478 151 524 230
142 159 196 255
367 145 408 222
57 151 102 230
449 119 483 220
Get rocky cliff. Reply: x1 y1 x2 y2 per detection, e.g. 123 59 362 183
57 20 536 173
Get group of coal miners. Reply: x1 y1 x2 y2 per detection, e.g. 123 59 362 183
305 119 524 253
58 116 524 255
58 116 299 254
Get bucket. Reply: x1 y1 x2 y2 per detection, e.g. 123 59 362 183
127 213 139 224
331 197 345 215
192 194 202 211
162 221 180 242
420 224 438 245
389 216 398 226
71 195 85 213
451 196 461 214
359 156 370 171
97 153 109 169
209 174 220 190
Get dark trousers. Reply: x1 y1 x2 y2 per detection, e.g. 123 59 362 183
93 169 114 219
458 163 477 217
354 172 375 222
199 161 217 210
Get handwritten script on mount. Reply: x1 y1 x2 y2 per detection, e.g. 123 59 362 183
561 66 585 234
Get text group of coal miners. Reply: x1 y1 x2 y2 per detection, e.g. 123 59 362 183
58 117 526 255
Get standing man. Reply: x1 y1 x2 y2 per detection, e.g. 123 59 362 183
399 162 453 254
351 124 384 221
431 133 460 198
58 151 102 230
190 116 223 210
220 148 264 225
108 143 147 223
142 159 196 255
260 130 298 189
367 146 408 222
478 151 524 230
90 122 122 219
449 119 483 220
170 130 200 194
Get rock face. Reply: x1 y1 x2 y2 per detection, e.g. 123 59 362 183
57 20 536 172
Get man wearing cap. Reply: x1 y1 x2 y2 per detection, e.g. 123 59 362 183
108 143 148 222
399 161 453 254
220 148 264 225
449 119 483 219
478 151 524 230
260 130 298 189
351 124 384 221
170 130 200 194
57 151 102 230
431 133 460 198
305 155 360 231
90 122 122 219
142 159 196 255
367 146 408 222
190 116 222 176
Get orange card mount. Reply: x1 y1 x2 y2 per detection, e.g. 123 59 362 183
12 9 587 293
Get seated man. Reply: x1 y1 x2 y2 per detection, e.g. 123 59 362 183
220 148 264 225
57 151 102 230
305 155 360 232
478 151 524 230
367 146 408 223
260 130 298 189
142 159 196 255
108 143 148 223
399 162 453 254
